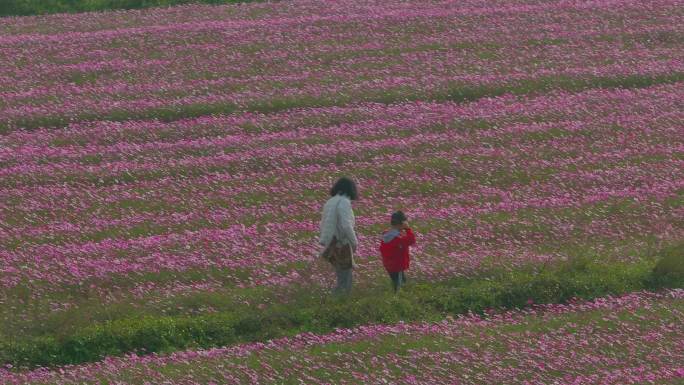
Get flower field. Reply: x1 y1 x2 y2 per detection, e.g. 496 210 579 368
1 0 683 382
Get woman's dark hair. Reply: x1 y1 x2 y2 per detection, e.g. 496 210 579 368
330 177 358 200
391 211 407 225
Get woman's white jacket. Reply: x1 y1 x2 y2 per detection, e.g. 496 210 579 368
319 194 358 251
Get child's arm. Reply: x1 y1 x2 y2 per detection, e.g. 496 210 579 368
401 228 416 246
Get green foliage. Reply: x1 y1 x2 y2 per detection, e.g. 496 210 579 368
4 257 675 369
0 0 262 17
651 242 684 287
433 73 684 105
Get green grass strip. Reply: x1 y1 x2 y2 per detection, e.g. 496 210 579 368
2 247 682 369
0 0 266 17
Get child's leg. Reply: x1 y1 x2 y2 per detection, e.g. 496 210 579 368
396 271 405 290
388 272 400 292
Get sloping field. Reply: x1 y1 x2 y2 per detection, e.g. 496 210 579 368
1 0 683 381
3 290 683 384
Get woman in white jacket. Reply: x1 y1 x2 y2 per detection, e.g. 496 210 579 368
319 177 359 294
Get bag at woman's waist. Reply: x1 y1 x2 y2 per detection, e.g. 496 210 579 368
321 236 353 269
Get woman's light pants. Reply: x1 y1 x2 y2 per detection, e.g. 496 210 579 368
334 267 352 294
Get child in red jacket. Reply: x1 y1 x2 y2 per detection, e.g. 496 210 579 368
379 211 416 292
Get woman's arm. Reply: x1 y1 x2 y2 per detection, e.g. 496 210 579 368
337 198 358 250
319 200 334 246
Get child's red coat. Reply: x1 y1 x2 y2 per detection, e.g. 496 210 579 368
379 228 416 273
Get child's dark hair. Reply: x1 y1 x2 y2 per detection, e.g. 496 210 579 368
391 211 407 225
